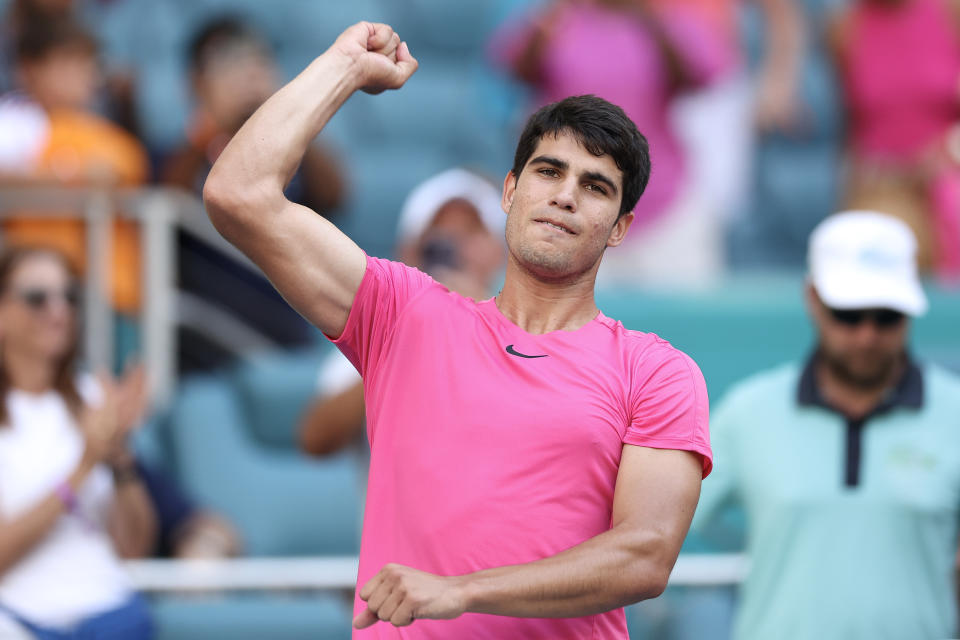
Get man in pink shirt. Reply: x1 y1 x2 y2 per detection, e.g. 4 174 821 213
204 21 712 639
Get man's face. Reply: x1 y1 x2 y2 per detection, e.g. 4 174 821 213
194 43 277 133
501 131 633 282
405 199 505 300
808 285 909 389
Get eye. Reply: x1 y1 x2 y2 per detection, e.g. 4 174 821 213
586 183 607 195
538 168 559 178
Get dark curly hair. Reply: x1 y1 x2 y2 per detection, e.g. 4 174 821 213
511 95 651 218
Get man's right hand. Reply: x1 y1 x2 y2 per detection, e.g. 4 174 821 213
332 22 418 95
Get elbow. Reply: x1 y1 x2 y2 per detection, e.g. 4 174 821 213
644 568 672 600
622 564 671 604
298 420 345 457
202 170 244 234
202 167 282 238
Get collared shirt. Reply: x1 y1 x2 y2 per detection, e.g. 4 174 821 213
797 354 924 488
695 355 960 640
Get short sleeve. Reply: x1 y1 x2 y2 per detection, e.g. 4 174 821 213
316 350 362 398
624 347 712 477
330 255 436 380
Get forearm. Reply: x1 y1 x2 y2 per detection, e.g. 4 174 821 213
299 382 366 456
108 476 158 558
0 456 95 576
758 0 804 82
459 525 673 618
205 51 357 217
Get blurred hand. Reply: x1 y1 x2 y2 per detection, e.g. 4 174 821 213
81 365 150 465
79 375 122 464
115 362 149 436
354 563 467 629
754 68 804 134
331 22 418 95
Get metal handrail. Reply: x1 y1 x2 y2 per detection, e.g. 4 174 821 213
0 185 260 402
123 553 747 593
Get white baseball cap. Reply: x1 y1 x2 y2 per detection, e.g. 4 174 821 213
397 168 505 244
807 210 928 316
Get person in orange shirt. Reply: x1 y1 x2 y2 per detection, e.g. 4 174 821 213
0 17 148 315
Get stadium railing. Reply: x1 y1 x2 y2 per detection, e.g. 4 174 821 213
124 553 747 592
0 185 272 403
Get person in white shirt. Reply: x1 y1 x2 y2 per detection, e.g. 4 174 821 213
0 246 156 639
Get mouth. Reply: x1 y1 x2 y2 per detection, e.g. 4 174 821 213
534 218 576 235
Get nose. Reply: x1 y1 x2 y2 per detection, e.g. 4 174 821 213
550 177 577 213
44 296 73 323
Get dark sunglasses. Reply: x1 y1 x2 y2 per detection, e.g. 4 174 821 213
827 307 906 329
14 287 80 311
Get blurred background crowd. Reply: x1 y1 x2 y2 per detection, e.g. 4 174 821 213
0 0 958 638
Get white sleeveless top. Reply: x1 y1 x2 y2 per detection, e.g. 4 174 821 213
0 377 132 629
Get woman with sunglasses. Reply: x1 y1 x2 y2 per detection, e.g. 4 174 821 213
0 247 156 639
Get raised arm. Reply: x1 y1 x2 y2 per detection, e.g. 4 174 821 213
354 445 702 628
202 22 418 338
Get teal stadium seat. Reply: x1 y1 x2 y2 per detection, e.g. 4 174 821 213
166 362 361 557
151 594 353 640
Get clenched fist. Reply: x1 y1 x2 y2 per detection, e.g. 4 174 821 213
354 563 468 629
332 22 418 95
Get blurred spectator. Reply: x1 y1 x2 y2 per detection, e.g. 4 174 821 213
829 0 960 279
655 0 804 224
490 0 728 285
164 17 348 373
299 168 505 458
0 247 155 639
694 211 960 639
728 0 846 270
0 17 148 316
0 0 73 93
163 16 345 213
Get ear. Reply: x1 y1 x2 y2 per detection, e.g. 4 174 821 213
501 171 517 216
805 281 825 322
606 211 635 248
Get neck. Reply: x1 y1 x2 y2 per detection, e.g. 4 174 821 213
495 256 599 334
815 355 905 420
3 346 57 394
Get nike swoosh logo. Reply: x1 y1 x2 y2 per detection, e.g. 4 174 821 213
505 344 548 359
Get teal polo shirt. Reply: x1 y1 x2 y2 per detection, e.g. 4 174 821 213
695 357 960 640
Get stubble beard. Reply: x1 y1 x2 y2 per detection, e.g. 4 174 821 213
819 345 904 391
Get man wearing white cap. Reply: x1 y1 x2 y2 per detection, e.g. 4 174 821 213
299 168 506 457
693 210 960 639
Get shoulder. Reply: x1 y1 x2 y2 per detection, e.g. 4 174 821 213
921 362 960 404
609 323 704 386
601 324 708 409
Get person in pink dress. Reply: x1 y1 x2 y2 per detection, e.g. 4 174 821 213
830 0 960 279
204 22 712 639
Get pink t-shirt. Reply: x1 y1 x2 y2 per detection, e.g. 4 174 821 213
842 0 960 160
334 256 712 639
